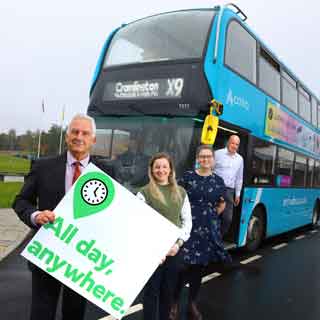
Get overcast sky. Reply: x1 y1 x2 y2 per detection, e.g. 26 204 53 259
1 0 319 134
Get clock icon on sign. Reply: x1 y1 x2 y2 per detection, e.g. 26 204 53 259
81 179 108 205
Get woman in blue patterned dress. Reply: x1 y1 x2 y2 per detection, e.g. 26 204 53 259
170 145 231 320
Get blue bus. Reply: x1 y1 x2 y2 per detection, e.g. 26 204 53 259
88 4 320 250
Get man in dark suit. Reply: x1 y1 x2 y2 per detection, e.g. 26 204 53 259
13 113 111 320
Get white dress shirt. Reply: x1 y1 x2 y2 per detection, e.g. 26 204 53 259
214 147 244 197
65 151 90 193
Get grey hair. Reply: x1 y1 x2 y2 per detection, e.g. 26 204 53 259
67 113 96 137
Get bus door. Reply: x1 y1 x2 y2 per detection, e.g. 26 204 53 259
213 123 249 244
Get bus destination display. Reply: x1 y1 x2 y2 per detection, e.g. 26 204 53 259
103 78 184 101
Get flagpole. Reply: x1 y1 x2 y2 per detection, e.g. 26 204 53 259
59 105 65 154
37 99 45 158
37 130 42 158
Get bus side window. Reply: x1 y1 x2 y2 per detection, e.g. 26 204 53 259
259 48 280 101
298 87 311 123
292 154 307 187
225 20 257 84
314 161 320 187
276 148 294 187
307 158 315 187
250 137 275 185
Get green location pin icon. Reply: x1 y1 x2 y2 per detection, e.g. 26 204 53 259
73 171 115 219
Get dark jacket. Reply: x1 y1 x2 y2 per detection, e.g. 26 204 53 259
12 153 113 229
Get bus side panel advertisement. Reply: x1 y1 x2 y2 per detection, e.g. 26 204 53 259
265 102 320 154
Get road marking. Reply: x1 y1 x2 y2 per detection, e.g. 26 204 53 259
272 243 288 250
224 242 237 250
98 271 223 319
99 231 311 320
99 304 143 320
202 272 222 283
240 255 262 264
294 235 306 240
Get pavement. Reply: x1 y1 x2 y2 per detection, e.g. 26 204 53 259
0 208 30 261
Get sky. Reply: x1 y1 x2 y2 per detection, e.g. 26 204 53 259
1 0 319 134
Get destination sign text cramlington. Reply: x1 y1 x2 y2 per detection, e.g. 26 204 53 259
103 78 184 100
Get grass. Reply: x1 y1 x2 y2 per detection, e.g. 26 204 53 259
0 182 23 208
0 154 30 174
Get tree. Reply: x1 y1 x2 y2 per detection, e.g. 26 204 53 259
0 133 9 150
8 129 17 150
17 130 35 153
42 125 64 156
0 125 66 156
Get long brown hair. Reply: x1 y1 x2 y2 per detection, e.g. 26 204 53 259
147 152 182 205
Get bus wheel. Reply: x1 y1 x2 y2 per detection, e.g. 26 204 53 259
311 201 320 227
245 207 265 251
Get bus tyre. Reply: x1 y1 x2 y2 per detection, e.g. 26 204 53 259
245 208 265 252
311 201 320 227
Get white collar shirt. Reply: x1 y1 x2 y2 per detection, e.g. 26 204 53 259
65 151 90 192
214 147 244 197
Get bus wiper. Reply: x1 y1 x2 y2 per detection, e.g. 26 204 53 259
127 103 147 115
142 57 170 63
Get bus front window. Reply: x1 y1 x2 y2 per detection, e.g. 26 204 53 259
92 116 201 192
104 10 215 67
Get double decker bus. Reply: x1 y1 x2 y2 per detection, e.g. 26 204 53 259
88 4 320 250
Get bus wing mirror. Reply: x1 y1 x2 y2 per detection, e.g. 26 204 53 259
210 99 224 116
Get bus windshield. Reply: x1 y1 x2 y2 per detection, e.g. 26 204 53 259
92 116 201 192
104 10 215 67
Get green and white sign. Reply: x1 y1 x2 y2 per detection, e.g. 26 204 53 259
21 163 180 319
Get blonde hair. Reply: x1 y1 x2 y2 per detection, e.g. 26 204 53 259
147 152 182 205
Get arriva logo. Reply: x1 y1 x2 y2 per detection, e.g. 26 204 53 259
226 89 250 111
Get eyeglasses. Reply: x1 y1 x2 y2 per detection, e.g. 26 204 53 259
198 155 213 159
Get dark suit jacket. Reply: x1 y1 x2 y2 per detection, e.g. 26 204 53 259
12 153 113 230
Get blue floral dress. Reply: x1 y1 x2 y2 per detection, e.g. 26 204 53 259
180 170 231 265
